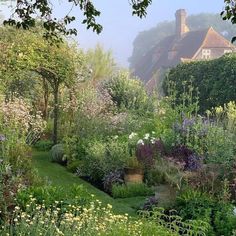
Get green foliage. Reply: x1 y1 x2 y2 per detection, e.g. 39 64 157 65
33 140 53 151
176 189 236 236
86 44 116 81
163 54 236 112
112 183 153 198
139 207 209 236
125 157 143 169
77 138 129 181
50 144 65 164
1 199 195 236
3 1 152 41
103 71 149 111
16 185 90 210
204 125 235 166
145 167 166 186
221 0 236 42
144 158 184 190
0 159 39 222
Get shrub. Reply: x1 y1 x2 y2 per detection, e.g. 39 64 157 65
184 154 202 171
136 141 162 168
76 138 129 182
0 159 38 222
104 138 129 173
102 71 149 111
204 125 235 166
80 140 106 181
112 183 154 198
33 139 53 151
50 144 66 164
213 203 236 236
134 133 165 169
151 158 185 190
170 145 202 171
145 167 166 186
67 159 82 173
141 196 159 211
163 54 236 112
103 170 124 193
175 189 236 236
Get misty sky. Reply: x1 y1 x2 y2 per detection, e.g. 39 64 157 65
0 1 226 66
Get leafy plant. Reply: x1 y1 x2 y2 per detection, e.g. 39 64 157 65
50 144 66 164
125 157 143 169
103 170 124 193
175 189 236 236
136 139 164 168
16 185 90 210
184 154 202 171
141 196 159 211
33 139 53 151
103 71 149 111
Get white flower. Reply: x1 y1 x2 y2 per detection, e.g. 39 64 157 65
233 207 236 215
143 133 150 140
129 132 137 139
114 135 118 139
137 139 144 145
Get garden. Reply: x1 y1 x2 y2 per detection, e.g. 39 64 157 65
0 26 236 236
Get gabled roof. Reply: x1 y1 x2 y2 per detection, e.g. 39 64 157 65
171 28 209 65
134 27 236 82
202 27 234 48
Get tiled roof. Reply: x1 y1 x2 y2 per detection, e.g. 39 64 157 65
134 27 235 82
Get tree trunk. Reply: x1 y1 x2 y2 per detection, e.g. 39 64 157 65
42 78 49 119
53 84 59 145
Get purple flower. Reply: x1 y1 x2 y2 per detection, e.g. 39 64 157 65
0 134 6 142
184 154 202 171
103 170 124 193
136 139 165 168
182 118 195 129
141 196 158 211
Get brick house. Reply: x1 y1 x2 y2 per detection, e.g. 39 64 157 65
134 9 236 84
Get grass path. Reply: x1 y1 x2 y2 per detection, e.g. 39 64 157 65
32 151 145 216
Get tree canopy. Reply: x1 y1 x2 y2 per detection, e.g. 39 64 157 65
0 26 85 143
2 0 152 41
1 0 236 43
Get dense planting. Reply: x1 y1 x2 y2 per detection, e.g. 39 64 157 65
0 26 236 235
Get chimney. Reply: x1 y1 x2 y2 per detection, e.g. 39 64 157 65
175 9 189 38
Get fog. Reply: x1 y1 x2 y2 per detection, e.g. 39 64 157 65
0 1 226 67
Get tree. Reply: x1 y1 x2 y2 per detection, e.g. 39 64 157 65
2 0 152 41
0 27 85 144
221 0 236 42
85 44 116 82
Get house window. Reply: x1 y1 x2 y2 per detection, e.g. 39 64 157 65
202 49 211 59
224 49 232 54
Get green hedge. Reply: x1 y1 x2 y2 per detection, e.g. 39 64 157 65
163 54 236 112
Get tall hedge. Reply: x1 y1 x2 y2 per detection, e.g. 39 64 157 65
163 54 236 112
